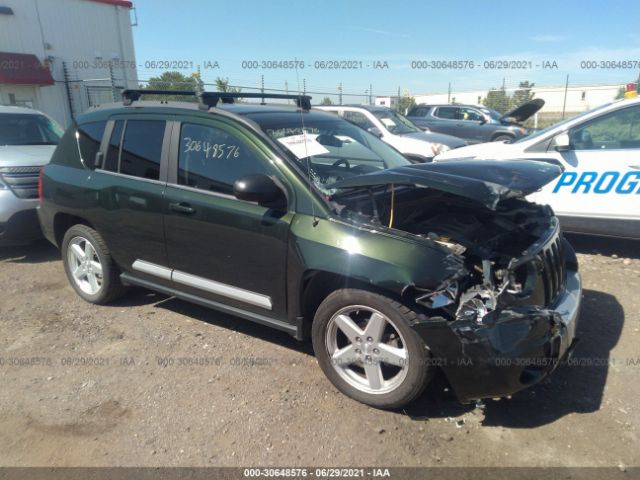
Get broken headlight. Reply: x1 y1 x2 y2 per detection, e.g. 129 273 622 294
455 287 498 324
416 281 459 309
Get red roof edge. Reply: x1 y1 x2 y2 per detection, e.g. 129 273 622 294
0 52 55 86
84 0 133 8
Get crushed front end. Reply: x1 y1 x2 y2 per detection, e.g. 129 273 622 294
330 159 582 402
412 215 581 402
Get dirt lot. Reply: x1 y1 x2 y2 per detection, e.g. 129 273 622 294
0 234 639 470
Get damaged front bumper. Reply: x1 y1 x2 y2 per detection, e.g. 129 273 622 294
413 267 581 403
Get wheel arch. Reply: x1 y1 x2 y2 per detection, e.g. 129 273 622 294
298 270 414 341
53 212 94 248
490 131 515 141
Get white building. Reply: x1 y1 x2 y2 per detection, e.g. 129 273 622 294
374 96 399 108
0 0 138 126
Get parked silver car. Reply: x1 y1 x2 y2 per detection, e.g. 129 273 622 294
0 105 63 245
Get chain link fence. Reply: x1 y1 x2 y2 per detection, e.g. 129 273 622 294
58 71 636 132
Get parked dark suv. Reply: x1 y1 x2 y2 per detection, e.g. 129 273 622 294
407 99 544 144
38 90 581 409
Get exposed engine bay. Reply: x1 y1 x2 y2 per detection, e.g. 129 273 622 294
333 185 557 322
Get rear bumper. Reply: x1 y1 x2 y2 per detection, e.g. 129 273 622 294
0 191 41 246
413 268 582 403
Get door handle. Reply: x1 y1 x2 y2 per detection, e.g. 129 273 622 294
169 202 195 214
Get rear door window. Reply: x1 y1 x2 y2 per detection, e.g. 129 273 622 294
101 119 166 180
434 107 459 120
120 120 165 180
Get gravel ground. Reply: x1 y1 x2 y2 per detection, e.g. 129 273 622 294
0 234 638 469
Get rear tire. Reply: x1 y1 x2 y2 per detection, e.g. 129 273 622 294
312 289 432 409
62 224 125 304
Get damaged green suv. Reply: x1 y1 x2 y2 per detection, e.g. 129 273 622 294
38 90 582 409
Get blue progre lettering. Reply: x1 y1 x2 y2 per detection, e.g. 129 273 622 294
553 170 640 194
594 171 620 194
553 172 577 193
616 172 640 194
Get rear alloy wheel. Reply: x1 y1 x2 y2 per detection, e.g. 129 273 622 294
312 289 431 409
62 225 125 304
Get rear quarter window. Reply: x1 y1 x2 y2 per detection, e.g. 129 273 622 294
77 121 106 169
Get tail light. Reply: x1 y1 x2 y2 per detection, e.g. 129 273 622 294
38 167 44 204
624 83 638 99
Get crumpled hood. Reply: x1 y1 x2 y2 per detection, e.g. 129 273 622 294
399 131 466 148
0 145 56 167
328 159 563 210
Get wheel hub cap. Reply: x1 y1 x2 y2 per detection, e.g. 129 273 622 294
326 305 409 395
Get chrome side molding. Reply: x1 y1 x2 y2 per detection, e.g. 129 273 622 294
132 260 172 280
132 260 272 310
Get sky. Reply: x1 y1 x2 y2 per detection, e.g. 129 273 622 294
131 0 640 100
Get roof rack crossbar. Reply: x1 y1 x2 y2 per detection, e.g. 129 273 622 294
121 89 312 110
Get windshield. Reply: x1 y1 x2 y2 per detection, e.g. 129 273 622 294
259 114 411 194
0 113 63 146
482 108 502 121
371 109 421 134
515 101 615 143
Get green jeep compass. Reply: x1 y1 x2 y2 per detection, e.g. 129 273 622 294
38 90 582 409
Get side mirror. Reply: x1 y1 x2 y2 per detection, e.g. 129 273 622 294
478 116 488 125
553 133 571 152
367 127 383 138
233 174 286 209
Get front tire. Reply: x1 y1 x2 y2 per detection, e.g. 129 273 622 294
62 224 125 304
492 134 514 143
312 289 432 409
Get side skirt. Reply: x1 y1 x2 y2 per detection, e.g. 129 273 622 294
120 272 301 338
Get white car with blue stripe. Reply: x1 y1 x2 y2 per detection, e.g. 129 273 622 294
435 93 640 239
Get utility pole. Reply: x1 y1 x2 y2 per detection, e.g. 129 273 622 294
303 78 306 95
285 80 289 104
260 75 265 104
561 74 569 120
338 82 343 105
447 82 451 104
369 83 372 105
397 86 401 112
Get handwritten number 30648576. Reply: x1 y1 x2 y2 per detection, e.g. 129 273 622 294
183 137 241 159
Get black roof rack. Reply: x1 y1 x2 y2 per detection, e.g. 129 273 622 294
121 89 312 110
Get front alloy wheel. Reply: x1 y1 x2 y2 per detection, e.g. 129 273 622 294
326 306 409 394
312 289 432 409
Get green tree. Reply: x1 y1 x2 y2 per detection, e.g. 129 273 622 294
511 81 535 107
615 85 626 100
144 71 198 101
214 77 241 94
483 81 536 113
482 85 509 112
320 97 333 105
397 94 415 114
